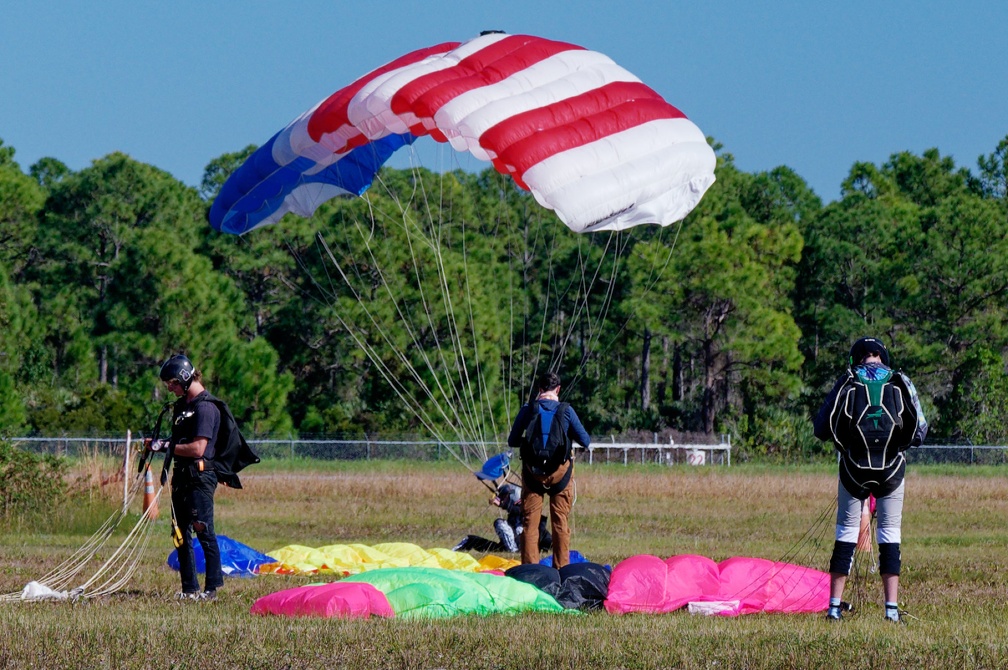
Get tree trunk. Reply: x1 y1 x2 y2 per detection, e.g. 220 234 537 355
673 344 683 402
640 327 651 411
656 335 669 405
702 339 716 434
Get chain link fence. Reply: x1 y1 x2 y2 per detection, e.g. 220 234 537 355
6 435 1007 466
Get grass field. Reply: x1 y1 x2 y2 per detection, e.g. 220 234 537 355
2 459 1008 669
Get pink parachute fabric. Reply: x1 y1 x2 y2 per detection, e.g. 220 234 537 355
604 554 829 616
604 554 720 614
210 32 716 236
250 581 394 619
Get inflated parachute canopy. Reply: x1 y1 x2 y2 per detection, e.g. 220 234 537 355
210 32 716 236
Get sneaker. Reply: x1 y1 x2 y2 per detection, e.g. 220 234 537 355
884 607 905 623
200 590 217 601
826 601 852 621
175 591 201 601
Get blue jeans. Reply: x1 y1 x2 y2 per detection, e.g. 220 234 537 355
171 467 223 593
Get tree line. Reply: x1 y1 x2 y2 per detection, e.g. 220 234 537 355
0 134 1006 458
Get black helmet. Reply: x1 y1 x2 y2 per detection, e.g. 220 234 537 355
160 354 195 390
849 337 890 367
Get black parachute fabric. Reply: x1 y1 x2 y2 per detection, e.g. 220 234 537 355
505 562 610 610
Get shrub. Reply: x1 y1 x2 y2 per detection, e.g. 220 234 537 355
0 441 67 520
723 407 828 461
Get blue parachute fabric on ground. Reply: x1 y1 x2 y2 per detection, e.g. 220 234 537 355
167 535 276 577
538 550 588 567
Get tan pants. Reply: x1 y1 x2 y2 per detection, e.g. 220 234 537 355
520 460 573 568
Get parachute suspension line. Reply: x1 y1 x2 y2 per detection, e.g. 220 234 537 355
716 494 838 613
638 221 685 296
569 219 686 395
312 227 469 463
307 223 457 443
277 158 484 471
26 500 128 591
43 474 145 590
458 214 500 444
313 229 480 473
343 168 484 449
378 164 488 451
502 199 542 417
556 231 627 396
577 231 627 372
412 166 490 449
507 210 621 404
385 160 483 443
74 486 163 598
2 472 161 602
846 504 877 615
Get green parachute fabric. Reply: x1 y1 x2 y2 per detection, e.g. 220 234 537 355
343 566 567 618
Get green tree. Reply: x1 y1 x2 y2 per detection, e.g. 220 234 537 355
934 347 1008 444
25 153 292 434
796 146 1008 441
0 261 35 432
29 156 70 191
627 154 805 435
977 135 1008 200
0 139 45 276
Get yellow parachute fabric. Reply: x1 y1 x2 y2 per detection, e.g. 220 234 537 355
257 542 519 576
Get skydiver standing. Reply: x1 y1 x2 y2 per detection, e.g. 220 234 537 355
160 354 224 600
508 371 591 569
813 337 928 623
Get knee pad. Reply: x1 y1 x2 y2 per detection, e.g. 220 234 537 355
879 542 901 575
829 541 857 576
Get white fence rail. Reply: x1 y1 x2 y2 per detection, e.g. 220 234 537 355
586 437 732 466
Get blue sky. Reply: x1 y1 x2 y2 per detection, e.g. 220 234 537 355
2 1 1005 203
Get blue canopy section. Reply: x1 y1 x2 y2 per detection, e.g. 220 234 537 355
167 535 276 577
475 451 512 481
210 132 417 235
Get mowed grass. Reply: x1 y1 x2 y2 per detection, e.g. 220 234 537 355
3 459 1008 669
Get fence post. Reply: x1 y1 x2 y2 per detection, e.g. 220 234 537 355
123 430 131 514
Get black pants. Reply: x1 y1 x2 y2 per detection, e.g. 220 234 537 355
171 467 223 593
